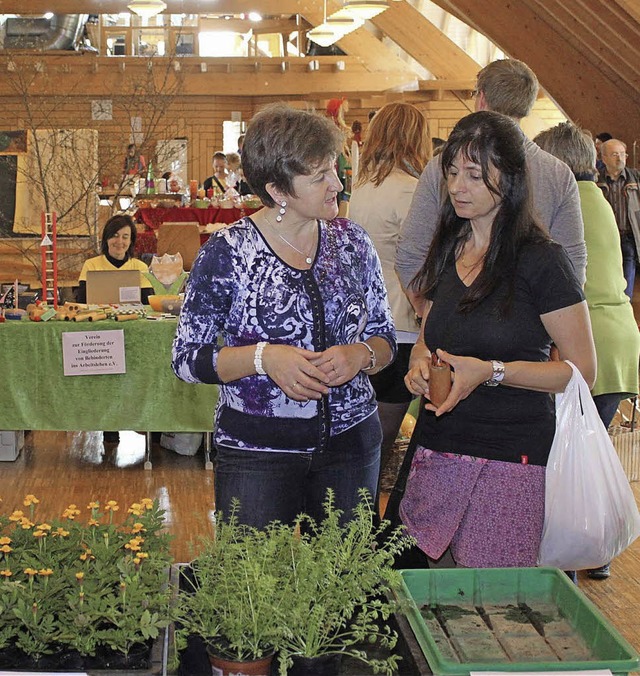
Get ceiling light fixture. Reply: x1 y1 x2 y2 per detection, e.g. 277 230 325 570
308 0 344 48
307 24 343 47
326 10 365 32
127 0 167 19
342 0 390 20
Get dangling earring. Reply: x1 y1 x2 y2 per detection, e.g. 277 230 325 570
275 200 287 223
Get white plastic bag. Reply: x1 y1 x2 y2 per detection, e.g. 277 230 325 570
538 361 640 570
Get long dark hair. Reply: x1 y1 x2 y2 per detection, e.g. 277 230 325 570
412 111 548 314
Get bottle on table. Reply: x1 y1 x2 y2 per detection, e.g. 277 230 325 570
146 161 156 195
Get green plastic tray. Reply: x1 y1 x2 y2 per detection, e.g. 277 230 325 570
395 567 639 675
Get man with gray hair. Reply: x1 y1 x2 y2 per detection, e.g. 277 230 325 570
598 138 640 298
395 58 587 314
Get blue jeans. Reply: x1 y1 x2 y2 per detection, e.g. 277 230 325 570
593 392 624 429
215 413 382 529
620 232 637 299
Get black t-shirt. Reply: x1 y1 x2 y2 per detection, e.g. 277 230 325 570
417 241 584 465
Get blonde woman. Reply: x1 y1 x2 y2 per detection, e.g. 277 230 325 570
350 102 431 479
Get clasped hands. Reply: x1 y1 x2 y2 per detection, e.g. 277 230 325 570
404 348 492 416
262 344 366 402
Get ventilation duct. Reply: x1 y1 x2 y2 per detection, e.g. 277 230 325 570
4 14 87 50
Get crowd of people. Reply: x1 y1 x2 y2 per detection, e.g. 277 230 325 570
95 57 638 579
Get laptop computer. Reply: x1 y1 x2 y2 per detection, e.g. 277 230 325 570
86 270 142 305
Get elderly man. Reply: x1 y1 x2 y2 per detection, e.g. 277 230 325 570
598 139 640 298
395 58 587 315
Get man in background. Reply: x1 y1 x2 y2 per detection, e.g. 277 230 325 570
598 139 640 298
203 151 229 193
395 58 587 316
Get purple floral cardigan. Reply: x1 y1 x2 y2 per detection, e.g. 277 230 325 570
172 216 396 453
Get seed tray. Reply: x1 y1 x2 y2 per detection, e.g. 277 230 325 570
395 567 639 675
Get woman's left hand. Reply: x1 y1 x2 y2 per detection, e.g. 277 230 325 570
309 345 367 387
427 349 491 416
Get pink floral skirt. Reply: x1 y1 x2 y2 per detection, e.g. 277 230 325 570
399 446 545 568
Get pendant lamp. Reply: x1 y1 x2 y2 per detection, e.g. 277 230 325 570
308 0 344 48
342 0 390 20
127 0 167 19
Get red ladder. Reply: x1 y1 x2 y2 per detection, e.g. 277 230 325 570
40 212 58 308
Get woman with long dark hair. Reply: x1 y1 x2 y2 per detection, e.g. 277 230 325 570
399 111 596 568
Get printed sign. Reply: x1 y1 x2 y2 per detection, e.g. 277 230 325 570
62 330 126 376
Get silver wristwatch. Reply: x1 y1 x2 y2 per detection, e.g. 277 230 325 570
483 360 505 387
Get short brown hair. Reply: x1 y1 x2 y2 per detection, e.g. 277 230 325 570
242 104 343 208
476 59 539 119
533 122 597 178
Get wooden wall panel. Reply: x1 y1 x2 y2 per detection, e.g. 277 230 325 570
0 86 565 286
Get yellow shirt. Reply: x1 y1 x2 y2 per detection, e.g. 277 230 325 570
78 255 153 288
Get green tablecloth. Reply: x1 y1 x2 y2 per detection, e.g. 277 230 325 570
0 318 217 431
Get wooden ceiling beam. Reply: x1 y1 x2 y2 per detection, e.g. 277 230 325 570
0 54 414 97
371 1 479 80
430 0 640 145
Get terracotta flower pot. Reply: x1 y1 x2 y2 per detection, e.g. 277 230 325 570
208 651 274 676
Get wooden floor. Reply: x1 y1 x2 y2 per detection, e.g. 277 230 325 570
2 429 640 661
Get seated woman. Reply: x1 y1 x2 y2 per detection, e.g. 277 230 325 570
76 213 153 304
172 103 396 529
400 111 596 568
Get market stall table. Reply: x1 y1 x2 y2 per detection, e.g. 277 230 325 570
0 317 218 468
134 205 260 256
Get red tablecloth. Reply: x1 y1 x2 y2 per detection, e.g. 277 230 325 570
134 206 259 256
135 206 254 230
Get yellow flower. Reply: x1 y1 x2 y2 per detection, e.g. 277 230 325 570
88 519 99 527
131 522 146 534
33 530 47 539
87 501 99 510
133 557 141 565
136 551 149 559
0 537 11 545
23 495 40 507
62 505 81 520
125 540 142 552
53 527 69 537
79 549 94 561
105 500 119 513
141 498 154 510
128 503 143 516
0 544 12 554
38 568 53 576
24 568 38 576
9 510 24 522
0 569 12 577
20 518 34 529
75 572 85 581
36 523 51 531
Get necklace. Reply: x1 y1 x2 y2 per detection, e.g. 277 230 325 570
263 213 316 265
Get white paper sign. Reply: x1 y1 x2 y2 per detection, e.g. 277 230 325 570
62 330 126 376
119 285 141 303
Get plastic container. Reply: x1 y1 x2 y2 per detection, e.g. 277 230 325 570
395 567 639 675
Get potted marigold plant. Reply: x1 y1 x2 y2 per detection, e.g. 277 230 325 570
0 494 173 670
